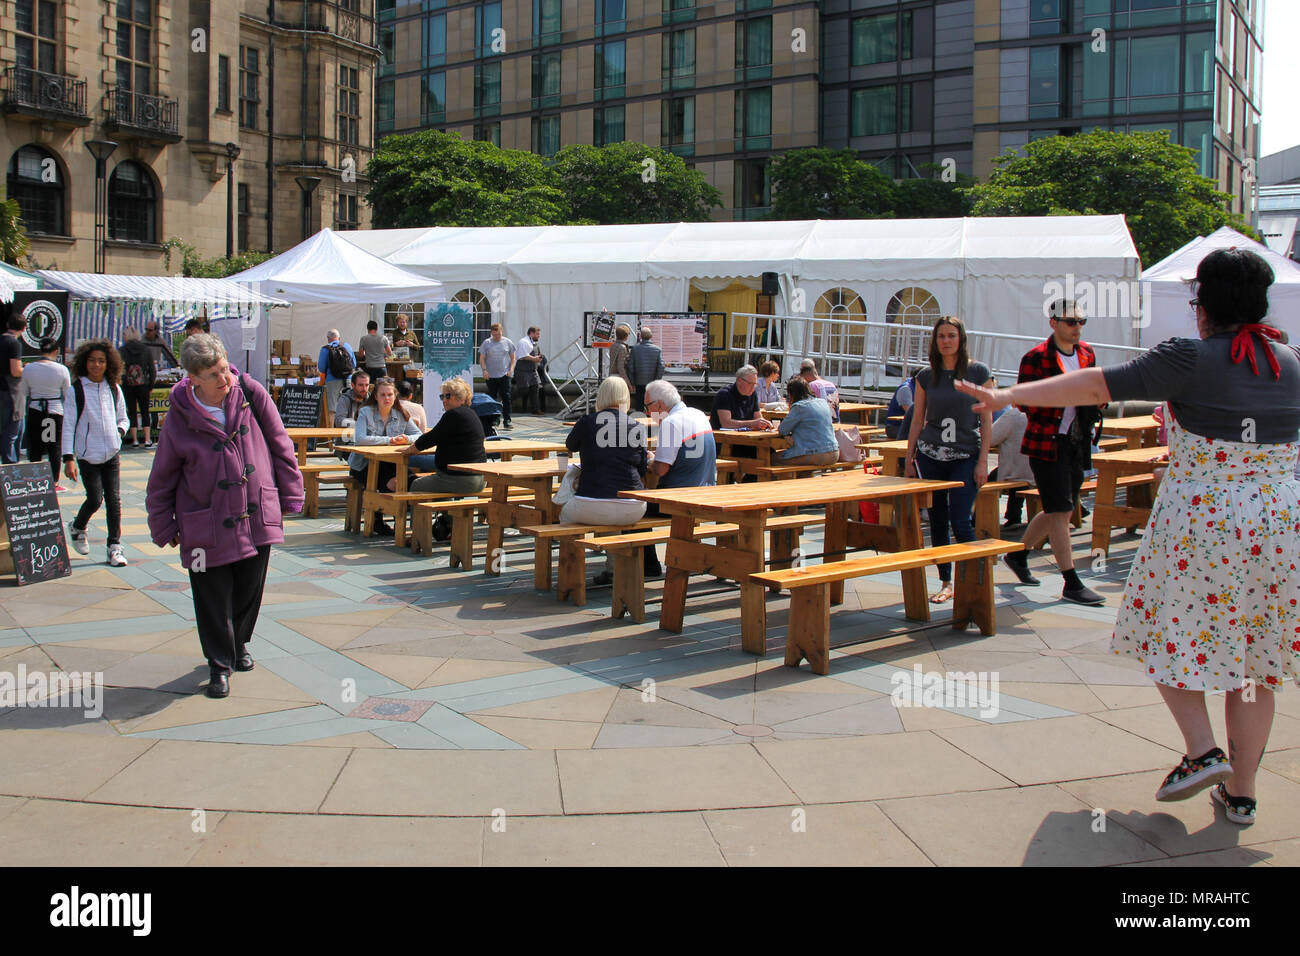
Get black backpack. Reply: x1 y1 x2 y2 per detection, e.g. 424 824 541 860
326 342 355 380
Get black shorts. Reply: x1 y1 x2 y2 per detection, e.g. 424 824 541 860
1028 436 1086 514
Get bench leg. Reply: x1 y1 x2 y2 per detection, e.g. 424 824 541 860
953 556 997 635
412 510 431 556
535 539 554 591
450 512 475 570
611 550 645 623
973 490 998 540
345 486 362 533
395 503 410 549
303 473 320 519
557 539 586 606
786 585 831 675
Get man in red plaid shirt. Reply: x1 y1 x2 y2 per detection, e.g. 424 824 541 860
1004 299 1106 605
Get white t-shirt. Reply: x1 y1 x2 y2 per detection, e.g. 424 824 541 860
194 389 227 429
517 335 535 359
1057 350 1081 434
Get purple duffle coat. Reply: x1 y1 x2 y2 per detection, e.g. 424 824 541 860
147 373 304 570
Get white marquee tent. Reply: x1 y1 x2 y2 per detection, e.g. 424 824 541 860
339 216 1141 376
232 228 445 356
1139 226 1300 346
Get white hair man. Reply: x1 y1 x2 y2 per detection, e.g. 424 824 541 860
641 379 717 577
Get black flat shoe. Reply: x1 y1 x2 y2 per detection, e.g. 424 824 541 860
235 652 255 672
1004 554 1040 586
206 673 230 698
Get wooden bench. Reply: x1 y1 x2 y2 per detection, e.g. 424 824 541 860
410 492 532 562
973 480 1030 539
579 512 824 621
1097 437 1128 452
362 490 453 547
754 460 861 481
1020 474 1156 529
311 474 363 532
715 458 740 484
752 539 1025 674
519 518 672 593
300 461 352 519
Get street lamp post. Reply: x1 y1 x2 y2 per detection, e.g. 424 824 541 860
295 175 321 241
86 139 118 274
225 142 241 259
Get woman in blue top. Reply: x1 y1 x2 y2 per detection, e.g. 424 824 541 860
905 316 993 604
348 376 421 536
775 377 838 466
958 249 1300 827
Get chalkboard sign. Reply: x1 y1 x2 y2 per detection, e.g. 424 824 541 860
277 383 325 428
0 462 72 586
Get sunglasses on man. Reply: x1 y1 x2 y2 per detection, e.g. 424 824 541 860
1054 317 1086 327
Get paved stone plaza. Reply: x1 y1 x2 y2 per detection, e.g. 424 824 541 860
1 417 1298 866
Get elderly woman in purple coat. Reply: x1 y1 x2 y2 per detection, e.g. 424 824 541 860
146 334 304 699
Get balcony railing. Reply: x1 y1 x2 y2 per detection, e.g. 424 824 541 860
105 87 180 140
1 66 89 122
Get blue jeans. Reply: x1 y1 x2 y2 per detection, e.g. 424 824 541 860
915 452 977 583
0 391 20 464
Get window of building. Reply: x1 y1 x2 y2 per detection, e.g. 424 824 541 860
115 0 153 93
734 159 769 218
475 1 502 58
665 0 694 25
337 66 359 145
812 288 867 362
380 27 395 76
596 40 626 97
475 61 501 114
736 17 772 76
1028 46 1062 119
337 193 360 231
237 182 250 252
6 145 64 236
885 286 941 361
422 72 445 124
1124 35 1180 113
107 160 156 243
15 0 58 74
1082 36 1110 116
662 96 695 153
424 13 446 67
534 0 562 45
735 87 771 146
594 105 625 146
452 288 493 347
596 0 626 36
851 10 912 67
216 54 231 112
377 82 395 133
532 53 561 108
1184 31 1213 110
532 115 560 156
475 122 501 146
239 46 260 129
664 29 695 89
851 84 911 136
1029 0 1064 36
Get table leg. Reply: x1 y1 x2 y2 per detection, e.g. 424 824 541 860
658 514 695 633
896 495 930 622
739 517 768 656
1091 467 1119 556
486 482 507 576
825 501 847 606
296 440 308 466
362 463 380 536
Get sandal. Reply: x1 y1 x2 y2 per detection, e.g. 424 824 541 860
1154 747 1232 801
1211 783 1256 825
929 583 954 604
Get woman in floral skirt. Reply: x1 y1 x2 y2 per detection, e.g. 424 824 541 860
957 249 1299 827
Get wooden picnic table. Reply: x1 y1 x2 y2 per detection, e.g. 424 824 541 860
866 439 910 477
286 427 352 466
623 470 962 657
1090 444 1167 556
448 457 572 577
1102 415 1160 449
763 402 885 424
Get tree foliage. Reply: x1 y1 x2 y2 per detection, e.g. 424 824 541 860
767 148 898 220
551 142 721 223
161 239 273 277
366 130 567 227
1 191 30 265
965 130 1256 267
894 164 976 219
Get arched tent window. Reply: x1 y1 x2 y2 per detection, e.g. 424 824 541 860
450 288 493 348
107 160 157 242
812 287 867 360
885 286 940 365
6 145 66 236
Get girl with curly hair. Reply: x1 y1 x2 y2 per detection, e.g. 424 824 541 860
62 339 130 566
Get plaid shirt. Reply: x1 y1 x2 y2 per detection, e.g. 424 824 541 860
1017 338 1097 462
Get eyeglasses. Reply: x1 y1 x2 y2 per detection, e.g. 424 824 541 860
1055 317 1086 327
439 393 454 400
374 377 395 385
741 378 758 385
1189 298 1201 311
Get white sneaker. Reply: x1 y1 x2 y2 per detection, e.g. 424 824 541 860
69 522 89 555
108 544 127 567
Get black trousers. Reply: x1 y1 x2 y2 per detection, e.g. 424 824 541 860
123 385 152 435
190 545 271 676
515 381 541 414
486 375 513 424
74 455 121 545
24 407 61 482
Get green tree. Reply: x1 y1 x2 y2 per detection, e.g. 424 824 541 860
161 239 273 277
893 164 976 219
965 130 1255 267
1 189 30 265
366 130 567 227
551 142 722 223
767 148 898 220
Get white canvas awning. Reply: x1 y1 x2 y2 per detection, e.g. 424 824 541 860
36 272 290 307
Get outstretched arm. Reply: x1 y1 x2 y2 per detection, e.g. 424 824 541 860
957 368 1111 412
